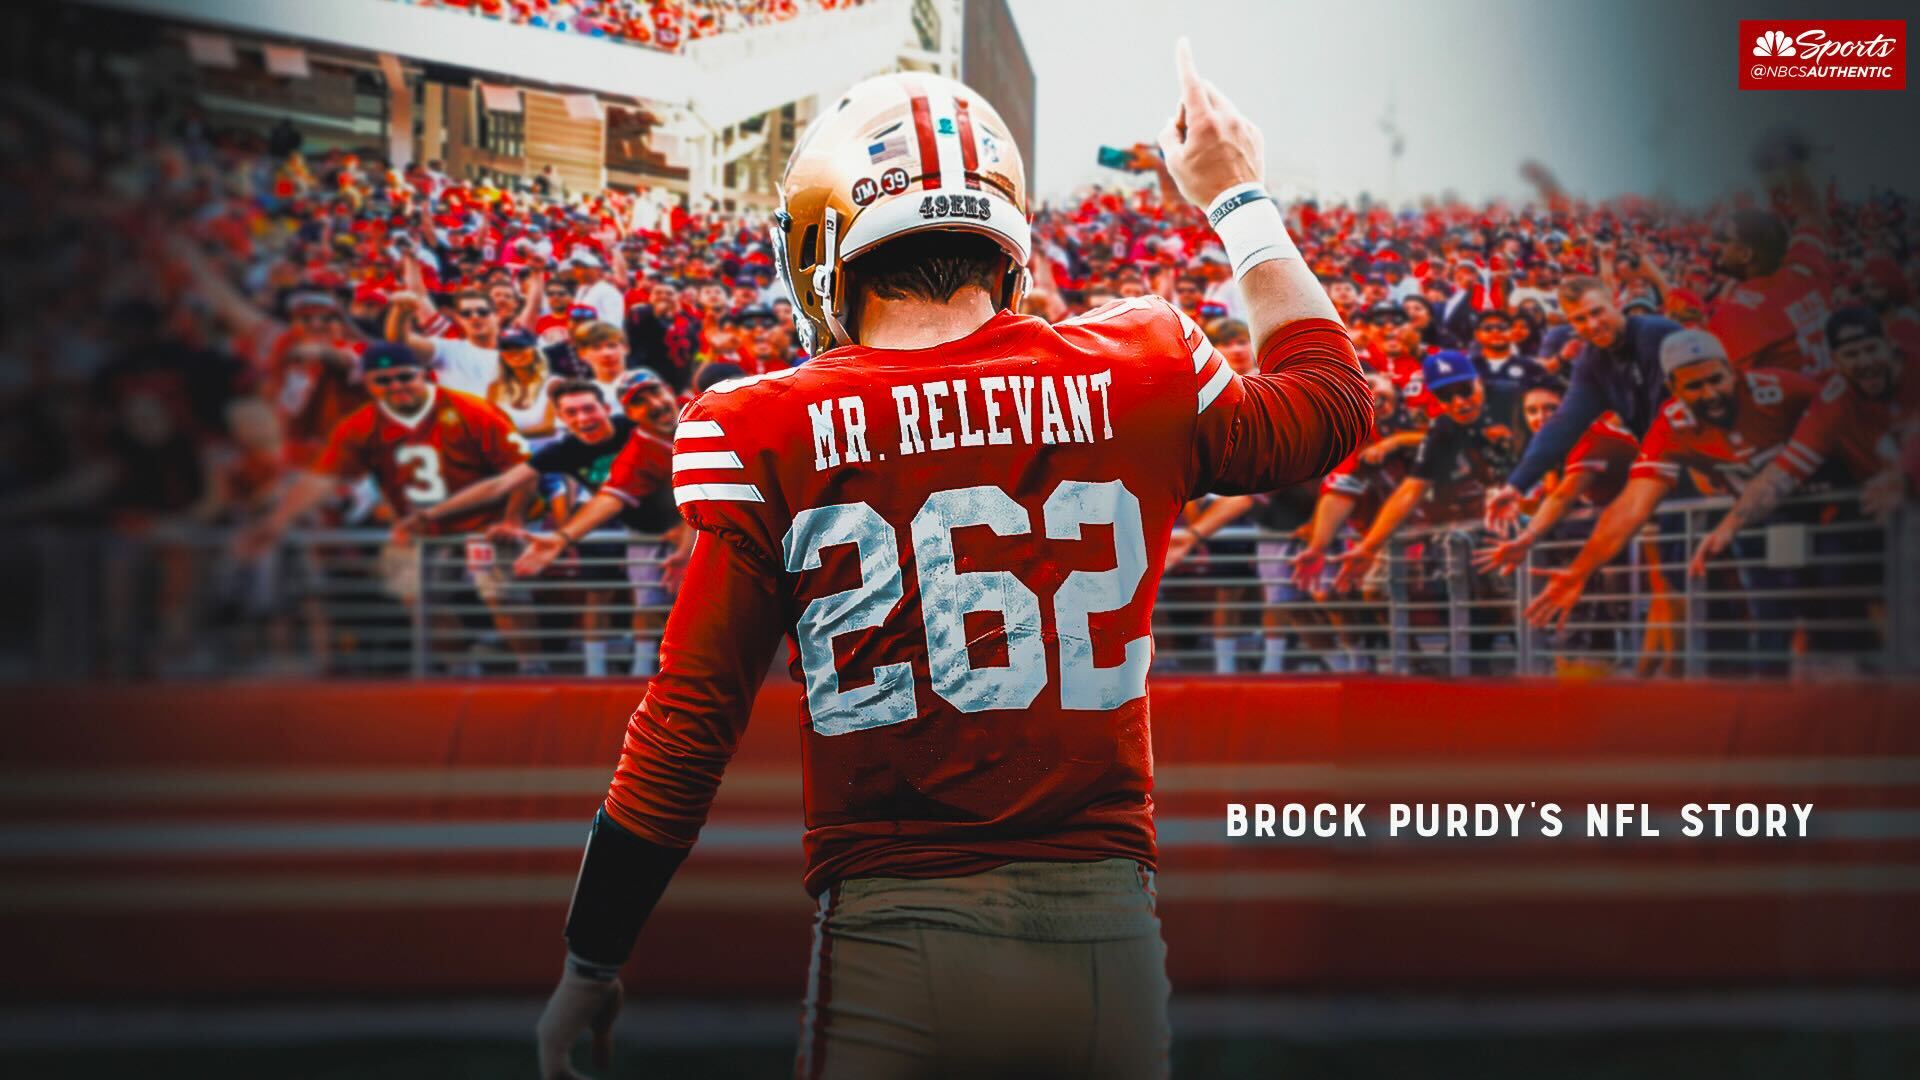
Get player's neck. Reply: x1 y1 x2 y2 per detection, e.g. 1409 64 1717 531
854 286 997 351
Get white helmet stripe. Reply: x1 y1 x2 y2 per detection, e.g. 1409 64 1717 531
927 94 968 200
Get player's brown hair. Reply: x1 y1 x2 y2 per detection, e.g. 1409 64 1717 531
850 231 1008 306
1556 275 1609 309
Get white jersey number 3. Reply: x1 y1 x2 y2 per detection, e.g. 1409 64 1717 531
783 480 1150 736
394 445 447 505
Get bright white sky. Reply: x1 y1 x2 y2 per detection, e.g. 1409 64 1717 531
1004 0 1917 207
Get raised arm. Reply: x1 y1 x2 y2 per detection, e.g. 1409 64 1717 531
1156 38 1341 342
384 292 441 362
402 250 431 304
169 235 278 346
1635 246 1671 308
1160 39 1370 497
515 266 548 333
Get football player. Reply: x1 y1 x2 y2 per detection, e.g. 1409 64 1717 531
1526 329 1818 629
534 43 1371 1080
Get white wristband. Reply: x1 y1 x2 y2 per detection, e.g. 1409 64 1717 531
1207 182 1300 281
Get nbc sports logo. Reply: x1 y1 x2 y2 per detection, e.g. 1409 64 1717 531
1752 29 1797 57
1738 19 1905 90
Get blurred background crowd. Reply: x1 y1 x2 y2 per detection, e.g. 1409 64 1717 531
0 1 1914 683
385 0 872 53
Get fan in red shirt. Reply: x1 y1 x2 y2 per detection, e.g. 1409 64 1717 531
1690 306 1920 573
235 342 528 556
254 292 371 466
1707 202 1834 375
1527 329 1816 628
1778 307 1920 484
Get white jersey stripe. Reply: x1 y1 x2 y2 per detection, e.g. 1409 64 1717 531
1192 336 1217 374
672 451 744 473
676 420 726 439
674 482 765 506
1198 362 1236 413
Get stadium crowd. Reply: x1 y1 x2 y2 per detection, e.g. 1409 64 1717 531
1 80 1915 678
385 0 872 52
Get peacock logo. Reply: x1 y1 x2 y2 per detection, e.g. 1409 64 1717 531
1752 30 1798 57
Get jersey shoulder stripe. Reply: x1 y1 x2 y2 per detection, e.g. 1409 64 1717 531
673 450 744 472
675 482 765 506
1168 301 1239 414
671 404 766 507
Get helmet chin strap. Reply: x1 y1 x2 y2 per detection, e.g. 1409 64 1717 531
1000 261 1029 313
813 208 854 347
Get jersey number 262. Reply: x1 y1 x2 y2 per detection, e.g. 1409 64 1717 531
783 480 1150 736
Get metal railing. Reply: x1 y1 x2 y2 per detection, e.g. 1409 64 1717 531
2 490 1911 681
1157 490 1912 678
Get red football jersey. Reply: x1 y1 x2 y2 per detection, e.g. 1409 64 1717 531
1629 369 1818 493
599 425 682 533
1708 230 1833 374
1562 412 1639 505
602 299 1369 895
313 386 528 533
1778 366 1920 483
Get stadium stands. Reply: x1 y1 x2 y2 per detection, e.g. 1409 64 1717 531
1 28 1915 683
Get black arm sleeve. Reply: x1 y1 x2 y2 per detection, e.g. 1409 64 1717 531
561 808 691 975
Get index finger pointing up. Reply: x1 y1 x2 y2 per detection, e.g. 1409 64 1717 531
1175 37 1208 117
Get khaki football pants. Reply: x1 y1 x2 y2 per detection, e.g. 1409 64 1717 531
794 858 1171 1080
